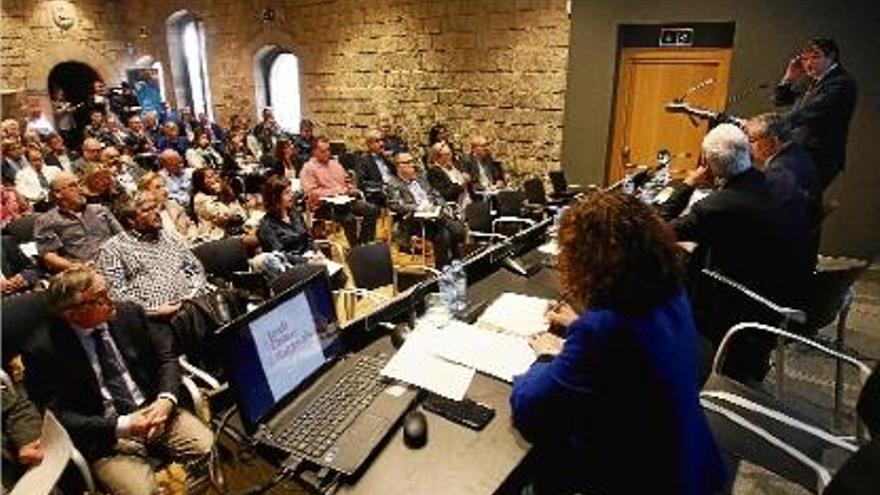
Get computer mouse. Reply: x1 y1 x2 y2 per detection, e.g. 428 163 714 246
402 410 428 448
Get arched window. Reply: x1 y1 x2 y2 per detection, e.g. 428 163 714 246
254 46 302 133
166 10 213 119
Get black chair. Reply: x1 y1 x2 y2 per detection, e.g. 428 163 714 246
494 189 535 237
192 236 267 298
464 200 506 251
3 213 38 244
522 177 564 213
347 242 395 291
702 329 876 493
1 290 51 367
548 169 582 199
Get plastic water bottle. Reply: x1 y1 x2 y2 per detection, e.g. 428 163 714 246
622 173 635 195
438 265 455 309
451 259 467 316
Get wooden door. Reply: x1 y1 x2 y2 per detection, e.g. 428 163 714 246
608 48 732 183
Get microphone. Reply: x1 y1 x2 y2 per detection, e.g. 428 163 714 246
675 77 716 103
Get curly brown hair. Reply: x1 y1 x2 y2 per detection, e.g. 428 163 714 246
556 190 683 316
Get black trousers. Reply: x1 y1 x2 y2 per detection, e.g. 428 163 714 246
324 199 378 246
405 217 466 268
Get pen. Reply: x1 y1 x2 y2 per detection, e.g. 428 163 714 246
547 291 573 313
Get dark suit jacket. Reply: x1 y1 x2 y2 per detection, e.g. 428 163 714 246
426 165 465 203
356 152 396 200
774 65 857 188
766 142 821 229
22 303 180 461
668 168 813 309
460 155 505 188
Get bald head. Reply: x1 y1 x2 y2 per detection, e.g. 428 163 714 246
159 149 183 175
82 138 103 162
365 129 384 154
470 135 489 159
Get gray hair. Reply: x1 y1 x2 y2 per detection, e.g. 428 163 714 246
115 191 154 226
748 112 791 141
701 123 751 180
47 267 97 312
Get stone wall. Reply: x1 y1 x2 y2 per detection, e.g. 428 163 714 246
2 0 570 175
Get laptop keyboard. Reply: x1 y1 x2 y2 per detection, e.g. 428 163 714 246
274 355 389 459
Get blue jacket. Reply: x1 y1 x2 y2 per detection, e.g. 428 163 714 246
510 290 727 494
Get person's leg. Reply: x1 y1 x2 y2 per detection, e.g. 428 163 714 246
91 454 158 495
334 208 359 247
352 200 378 244
445 218 467 260
160 409 214 461
430 222 452 268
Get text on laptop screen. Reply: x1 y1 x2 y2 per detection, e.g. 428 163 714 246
228 273 340 427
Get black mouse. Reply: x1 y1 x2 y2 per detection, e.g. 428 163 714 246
402 410 428 448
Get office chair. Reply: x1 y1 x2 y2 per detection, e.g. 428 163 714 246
522 177 563 213
548 169 583 199
463 200 506 252
343 242 397 319
701 323 876 494
1 290 51 368
493 189 535 237
192 236 267 299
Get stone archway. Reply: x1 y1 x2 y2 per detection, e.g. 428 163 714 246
27 43 118 94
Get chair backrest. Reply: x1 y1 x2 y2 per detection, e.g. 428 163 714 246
548 170 568 194
269 264 327 296
347 242 393 290
191 236 249 278
2 290 51 366
856 364 880 438
799 258 869 334
464 200 492 232
4 213 38 244
522 178 547 205
496 190 525 217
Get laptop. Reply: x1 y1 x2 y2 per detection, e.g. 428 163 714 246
548 170 583 198
220 268 417 475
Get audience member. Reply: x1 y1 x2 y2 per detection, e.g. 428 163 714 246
73 137 104 176
0 119 21 140
357 129 396 204
185 130 223 169
81 162 124 207
43 132 75 174
0 184 32 227
426 141 471 207
137 171 198 245
191 167 247 241
24 96 54 137
103 114 130 150
22 267 213 495
2 378 46 491
1 234 43 295
98 193 210 317
510 190 727 495
157 149 192 206
197 113 226 152
293 119 315 166
2 138 28 185
177 107 197 143
125 114 155 155
15 146 61 205
378 115 408 157
300 137 378 246
142 110 162 144
34 171 123 272
156 121 189 155
460 135 505 190
51 88 77 148
83 108 110 143
387 152 465 267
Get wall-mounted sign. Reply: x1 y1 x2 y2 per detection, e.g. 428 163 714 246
659 28 694 47
51 1 76 31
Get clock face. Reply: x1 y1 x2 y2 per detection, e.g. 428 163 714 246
52 2 76 30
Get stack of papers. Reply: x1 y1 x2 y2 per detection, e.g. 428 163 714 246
475 292 551 337
381 326 475 400
434 321 537 382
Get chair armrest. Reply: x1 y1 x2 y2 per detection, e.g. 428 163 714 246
700 398 833 493
70 444 97 492
701 390 858 453
468 231 508 242
713 323 872 379
701 269 807 325
179 356 223 390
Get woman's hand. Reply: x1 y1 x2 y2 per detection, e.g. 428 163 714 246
545 301 577 329
529 332 564 356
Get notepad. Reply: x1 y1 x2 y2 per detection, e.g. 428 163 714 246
475 292 551 337
434 321 537 382
381 326 474 400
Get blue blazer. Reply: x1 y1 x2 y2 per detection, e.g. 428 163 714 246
511 290 727 495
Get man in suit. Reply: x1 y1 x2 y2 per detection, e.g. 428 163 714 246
460 135 505 191
356 129 396 206
774 37 857 190
662 124 813 382
23 267 213 495
387 152 465 267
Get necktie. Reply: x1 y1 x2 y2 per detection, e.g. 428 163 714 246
92 327 138 414
37 169 49 189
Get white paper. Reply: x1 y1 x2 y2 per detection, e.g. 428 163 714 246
537 240 558 255
434 321 536 382
323 259 344 277
19 242 38 258
10 411 72 495
414 206 441 219
321 195 354 206
381 326 474 400
476 292 551 337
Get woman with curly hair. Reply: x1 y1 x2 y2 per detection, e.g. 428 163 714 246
510 190 726 495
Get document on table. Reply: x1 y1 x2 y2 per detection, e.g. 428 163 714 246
434 321 537 382
475 292 551 337
381 326 474 400
321 195 354 206
537 239 558 255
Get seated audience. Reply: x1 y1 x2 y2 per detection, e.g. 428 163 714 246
34 172 123 272
177 107 197 143
1 234 43 295
0 118 21 140
101 146 138 195
103 114 130 150
510 190 727 495
24 96 54 138
98 193 210 318
662 124 813 381
156 121 189 155
192 167 248 241
0 184 31 227
387 152 465 267
460 135 505 190
426 141 471 207
223 130 258 172
268 138 301 180
185 130 223 169
300 137 378 246
293 119 315 166
378 115 408 156
22 267 214 495
142 110 162 145
158 149 192 206
73 137 104 176
82 109 110 143
124 114 156 155
43 132 75 174
196 113 226 152
81 162 125 207
137 171 198 245
2 377 46 491
2 138 27 186
15 146 61 205
357 130 396 205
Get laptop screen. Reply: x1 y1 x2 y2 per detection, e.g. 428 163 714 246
225 270 340 429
